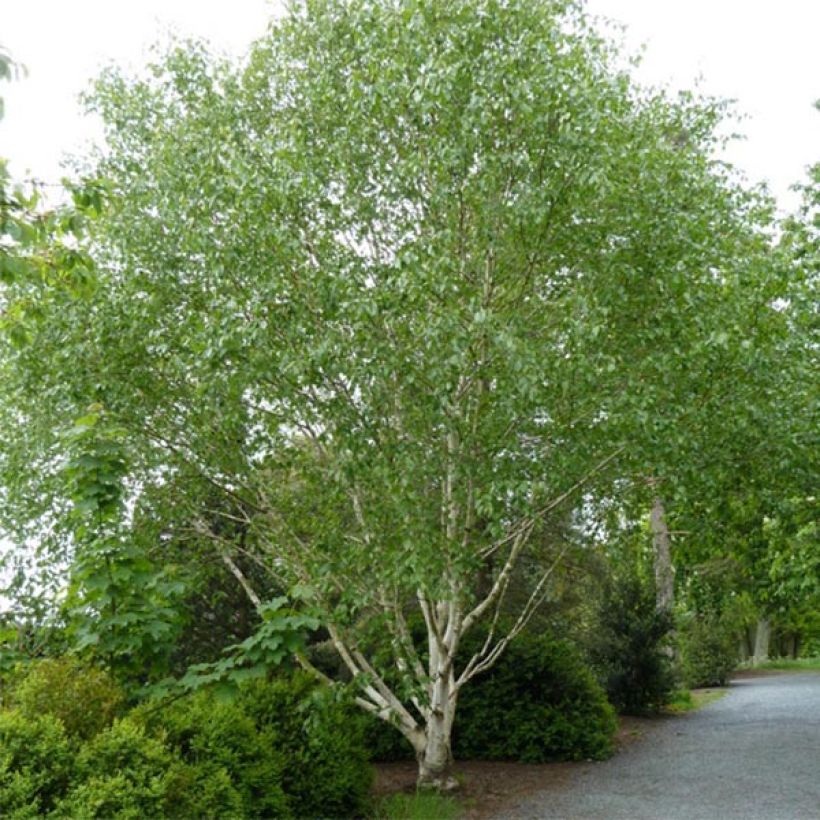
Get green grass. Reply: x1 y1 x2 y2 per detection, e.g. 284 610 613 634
758 656 820 671
377 791 462 820
665 687 727 714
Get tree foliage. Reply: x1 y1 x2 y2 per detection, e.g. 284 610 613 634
0 0 813 787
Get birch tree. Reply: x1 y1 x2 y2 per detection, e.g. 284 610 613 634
0 0 776 787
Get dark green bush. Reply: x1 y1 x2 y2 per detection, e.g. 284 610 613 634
587 573 675 714
366 629 617 764
363 713 414 763
679 615 737 687
240 672 373 819
0 710 71 817
13 657 124 740
454 631 616 762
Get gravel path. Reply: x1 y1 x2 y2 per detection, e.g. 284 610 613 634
499 672 820 820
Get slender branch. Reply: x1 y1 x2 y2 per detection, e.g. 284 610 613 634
481 444 626 560
351 647 420 732
387 592 427 684
294 651 333 685
417 589 445 655
462 521 534 634
191 516 263 609
457 539 571 688
222 554 262 609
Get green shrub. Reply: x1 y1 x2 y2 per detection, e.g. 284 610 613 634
366 629 616 764
56 771 165 820
679 615 737 687
1 667 374 819
144 692 289 819
587 573 675 714
153 762 245 820
454 631 616 762
801 636 820 658
0 710 71 817
57 718 173 818
137 672 372 818
13 657 124 740
54 714 247 820
240 672 373 819
2 665 372 818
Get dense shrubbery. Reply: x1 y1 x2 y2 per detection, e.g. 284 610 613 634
587 573 675 714
0 661 371 819
239 673 372 818
367 629 616 763
0 710 71 817
140 691 288 818
678 615 737 687
58 718 179 818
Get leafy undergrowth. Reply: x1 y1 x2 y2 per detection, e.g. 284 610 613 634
664 687 727 714
377 791 462 820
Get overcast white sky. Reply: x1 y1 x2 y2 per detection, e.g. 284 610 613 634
1 0 819 211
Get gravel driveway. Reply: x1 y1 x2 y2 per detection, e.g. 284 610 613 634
499 672 820 820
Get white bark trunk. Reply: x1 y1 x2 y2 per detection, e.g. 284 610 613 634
752 618 771 666
417 699 457 790
417 605 459 790
650 495 674 614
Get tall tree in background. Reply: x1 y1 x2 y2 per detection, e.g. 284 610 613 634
0 0 786 786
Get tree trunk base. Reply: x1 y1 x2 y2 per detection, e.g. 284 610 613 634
417 773 459 792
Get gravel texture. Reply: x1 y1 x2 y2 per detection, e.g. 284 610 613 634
499 672 820 820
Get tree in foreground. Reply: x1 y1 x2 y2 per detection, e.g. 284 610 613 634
0 0 777 786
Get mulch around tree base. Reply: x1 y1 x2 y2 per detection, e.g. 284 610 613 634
371 716 654 819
